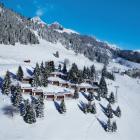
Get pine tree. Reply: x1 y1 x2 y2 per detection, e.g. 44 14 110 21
77 70 83 84
40 62 48 87
16 66 24 81
2 71 11 95
50 61 55 72
35 63 40 76
73 88 79 99
99 76 108 98
109 92 115 104
90 64 96 80
102 65 107 77
106 118 112 132
40 61 45 74
58 64 62 72
32 72 40 87
115 106 121 117
112 121 117 132
11 84 22 107
86 67 91 79
35 96 44 118
60 99 66 113
24 100 36 124
55 51 59 58
96 89 101 101
106 103 113 118
20 102 26 116
62 62 67 74
91 102 96 114
82 66 88 79
67 63 79 83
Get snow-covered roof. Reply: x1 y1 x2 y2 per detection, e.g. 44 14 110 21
20 83 31 88
38 85 74 95
50 71 66 76
48 76 67 83
78 82 98 89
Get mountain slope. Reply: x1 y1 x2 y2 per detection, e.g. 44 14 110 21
0 2 140 65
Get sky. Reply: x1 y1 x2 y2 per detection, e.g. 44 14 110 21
1 0 140 50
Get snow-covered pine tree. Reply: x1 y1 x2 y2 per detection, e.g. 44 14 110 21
82 66 88 79
32 63 41 87
58 64 62 72
73 88 79 99
32 72 40 87
60 99 66 113
106 118 112 132
35 96 44 118
90 64 96 80
106 103 113 118
108 92 115 104
50 61 55 72
67 63 79 83
62 62 67 74
102 65 107 77
86 67 91 79
40 61 45 75
91 102 96 114
77 70 83 84
99 76 108 98
1 71 11 95
16 66 24 81
20 102 26 117
55 51 59 58
35 63 40 76
11 84 22 107
96 88 101 101
24 100 36 124
115 106 121 117
112 121 117 132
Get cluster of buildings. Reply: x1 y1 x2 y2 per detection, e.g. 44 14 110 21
20 71 99 101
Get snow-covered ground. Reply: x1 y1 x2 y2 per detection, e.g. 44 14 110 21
0 40 140 140
0 74 140 140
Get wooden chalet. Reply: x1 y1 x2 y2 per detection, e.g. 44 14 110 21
22 77 33 84
48 76 68 87
78 82 99 93
49 71 66 78
21 87 32 94
32 89 43 96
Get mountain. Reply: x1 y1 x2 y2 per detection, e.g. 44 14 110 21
0 3 139 64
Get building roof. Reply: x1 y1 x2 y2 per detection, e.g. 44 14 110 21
39 85 74 95
48 76 67 84
50 71 66 76
78 82 98 89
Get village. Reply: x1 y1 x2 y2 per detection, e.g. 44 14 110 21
1 60 121 132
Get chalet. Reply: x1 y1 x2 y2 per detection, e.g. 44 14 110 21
68 83 77 89
83 79 92 84
49 71 66 78
43 92 55 100
22 77 33 84
78 82 99 93
48 76 68 87
43 85 74 100
21 87 32 94
32 89 43 96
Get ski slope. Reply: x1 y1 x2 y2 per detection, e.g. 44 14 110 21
0 40 140 140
